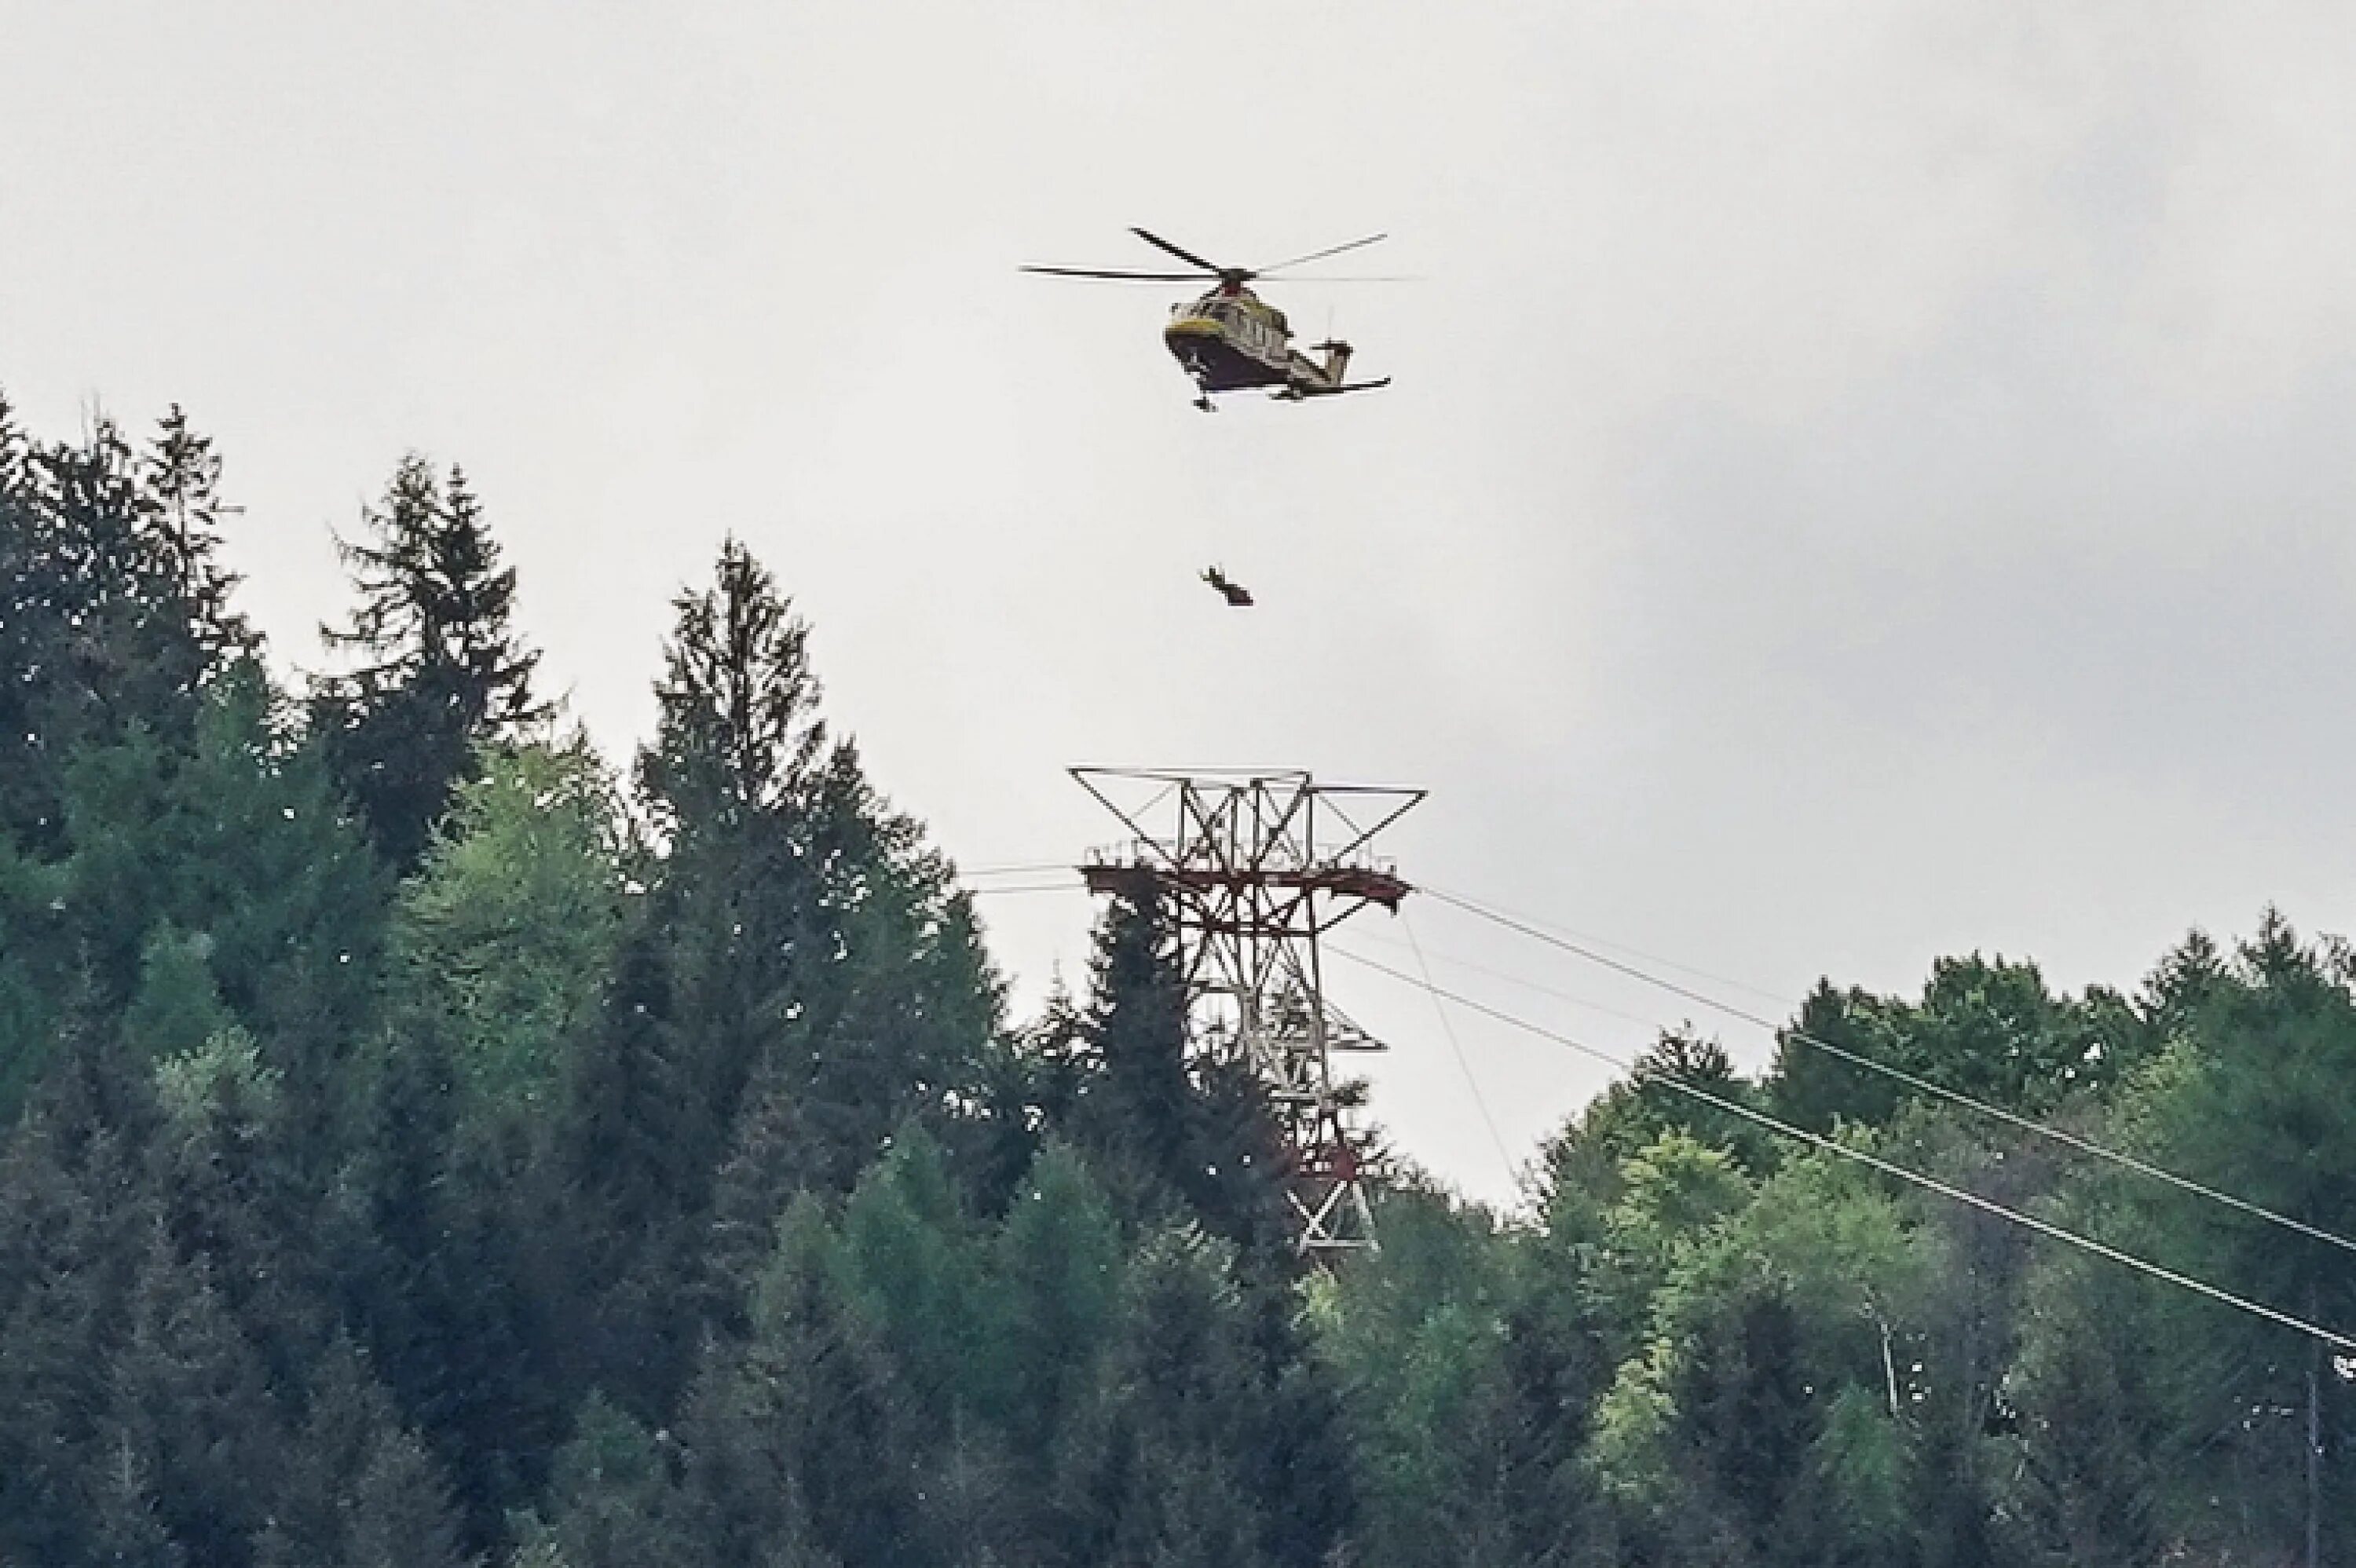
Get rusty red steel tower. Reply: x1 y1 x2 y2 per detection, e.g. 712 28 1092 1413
1073 768 1423 1259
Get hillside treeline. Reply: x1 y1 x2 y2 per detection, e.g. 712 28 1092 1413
2 394 2354 1567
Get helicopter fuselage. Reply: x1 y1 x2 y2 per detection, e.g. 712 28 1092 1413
1163 288 1299 390
1162 286 1376 400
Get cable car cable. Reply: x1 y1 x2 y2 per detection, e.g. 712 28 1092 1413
1332 945 2356 1354
1401 911 1517 1186
1422 885 2356 1261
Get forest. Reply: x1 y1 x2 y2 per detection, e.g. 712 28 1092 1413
3 391 2354 1568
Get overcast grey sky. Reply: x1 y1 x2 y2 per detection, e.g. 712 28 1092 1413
6 2 2355 1205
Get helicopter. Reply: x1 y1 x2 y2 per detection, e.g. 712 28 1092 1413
1024 228 1396 411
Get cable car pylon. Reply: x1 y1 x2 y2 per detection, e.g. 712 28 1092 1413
1073 767 1423 1259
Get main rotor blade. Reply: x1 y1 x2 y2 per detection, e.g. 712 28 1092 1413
1256 232 1390 274
1020 265 1209 282
1129 227 1227 274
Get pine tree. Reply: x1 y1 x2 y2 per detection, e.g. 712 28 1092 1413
1067 890 1194 1222
342 1427 475 1568
108 1224 287 1568
2095 915 2356 1559
682 1197 914 1565
86 1434 188 1568
150 1025 332 1390
637 538 824 837
1062 888 1292 1265
1053 1226 1275 1568
697 1051 820 1340
996 1142 1125 1460
0 404 248 853
553 923 716 1420
539 1394 706 1568
0 1019 160 1565
144 404 250 668
262 1336 408 1568
314 456 543 868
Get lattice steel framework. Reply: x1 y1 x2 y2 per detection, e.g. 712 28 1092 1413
1073 768 1422 1258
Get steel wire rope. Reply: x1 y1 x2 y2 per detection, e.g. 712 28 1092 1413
1344 929 1669 1031
1399 912 1517 1187
1332 945 2356 1354
1418 888 1794 1007
1421 884 2356 1262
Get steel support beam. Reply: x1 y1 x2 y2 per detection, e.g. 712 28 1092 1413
1074 768 1421 1259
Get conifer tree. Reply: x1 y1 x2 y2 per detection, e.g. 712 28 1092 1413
1066 889 1290 1262
638 537 825 835
1065 889 1194 1226
0 1019 160 1564
996 1142 1125 1461
262 1336 410 1568
1053 1225 1275 1568
108 1224 287 1568
553 922 718 1420
86 1435 188 1568
832 1127 993 1420
682 1197 913 1565
150 1025 331 1388
697 1051 821 1339
342 1427 476 1568
315 456 543 868
0 403 248 853
144 404 250 667
538 1394 704 1568
24 660 388 1123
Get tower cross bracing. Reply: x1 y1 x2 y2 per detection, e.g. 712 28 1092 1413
1073 768 1421 1257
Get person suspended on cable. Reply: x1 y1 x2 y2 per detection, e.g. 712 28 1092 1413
1202 566 1253 607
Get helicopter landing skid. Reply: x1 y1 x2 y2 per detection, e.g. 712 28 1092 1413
1271 376 1392 402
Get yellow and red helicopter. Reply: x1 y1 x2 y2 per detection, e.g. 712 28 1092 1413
1024 228 1396 411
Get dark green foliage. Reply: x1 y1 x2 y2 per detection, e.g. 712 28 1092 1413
342 1426 475 1568
0 1031 160 1566
20 388 2356 1568
109 1225 284 1568
682 1197 913 1565
1062 890 1292 1265
0 399 251 856
536 1393 704 1568
314 457 544 868
1053 1225 1280 1568
1766 956 2153 1135
0 660 388 1124
631 543 999 1206
996 1141 1125 1458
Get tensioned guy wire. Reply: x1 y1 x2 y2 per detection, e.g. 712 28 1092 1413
1335 945 2356 1354
1424 884 2356 1262
1400 912 1517 1186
